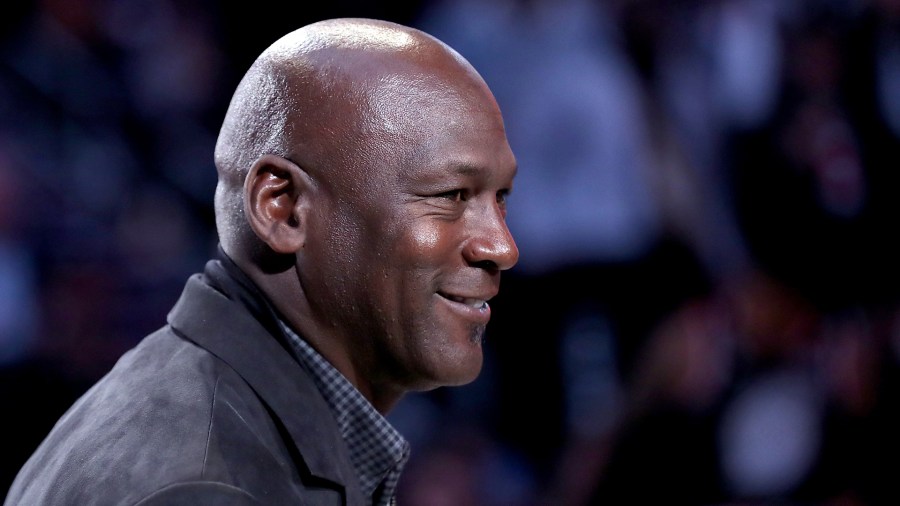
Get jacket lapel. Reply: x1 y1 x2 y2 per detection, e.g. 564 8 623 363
167 272 365 505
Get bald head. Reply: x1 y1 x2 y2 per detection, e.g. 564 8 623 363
213 18 497 261
211 18 517 404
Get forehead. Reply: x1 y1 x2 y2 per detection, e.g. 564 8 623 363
296 40 515 193
364 69 514 176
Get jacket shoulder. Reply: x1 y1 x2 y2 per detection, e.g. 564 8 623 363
4 327 278 505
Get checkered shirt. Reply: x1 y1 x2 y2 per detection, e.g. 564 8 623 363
279 321 410 506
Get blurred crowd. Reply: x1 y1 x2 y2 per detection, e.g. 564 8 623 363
2 0 900 504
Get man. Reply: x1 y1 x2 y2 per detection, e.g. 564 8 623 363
5 17 518 505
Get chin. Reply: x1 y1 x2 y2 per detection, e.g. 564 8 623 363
432 347 485 388
399 317 487 390
406 349 484 392
442 364 483 387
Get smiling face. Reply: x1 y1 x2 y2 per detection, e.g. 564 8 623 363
297 48 518 397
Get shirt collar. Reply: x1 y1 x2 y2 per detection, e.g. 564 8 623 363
279 321 410 505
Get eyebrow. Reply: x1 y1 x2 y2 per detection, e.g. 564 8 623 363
451 164 482 176
448 163 518 179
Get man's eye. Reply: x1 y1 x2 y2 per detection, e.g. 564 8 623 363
436 189 465 202
497 190 510 211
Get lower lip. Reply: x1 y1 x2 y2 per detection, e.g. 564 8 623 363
436 294 492 325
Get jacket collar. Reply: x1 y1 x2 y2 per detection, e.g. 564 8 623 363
166 250 364 504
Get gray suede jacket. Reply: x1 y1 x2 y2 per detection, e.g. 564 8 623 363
4 255 364 505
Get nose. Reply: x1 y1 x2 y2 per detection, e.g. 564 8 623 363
462 204 519 272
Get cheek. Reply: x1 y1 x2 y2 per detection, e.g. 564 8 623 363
395 220 455 267
410 222 440 253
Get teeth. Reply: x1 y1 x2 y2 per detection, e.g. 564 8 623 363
448 295 487 309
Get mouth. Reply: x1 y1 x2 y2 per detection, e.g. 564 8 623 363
438 292 489 310
436 291 494 325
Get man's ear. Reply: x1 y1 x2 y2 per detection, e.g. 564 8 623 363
243 154 314 254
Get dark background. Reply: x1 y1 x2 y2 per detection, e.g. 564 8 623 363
3 0 900 504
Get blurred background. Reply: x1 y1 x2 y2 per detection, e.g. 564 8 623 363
2 0 900 504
